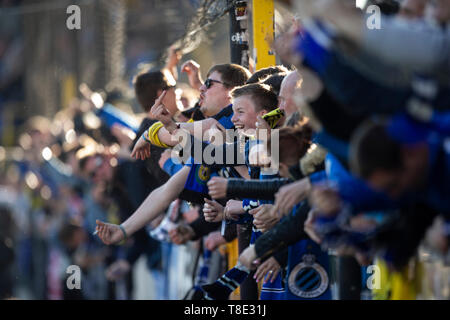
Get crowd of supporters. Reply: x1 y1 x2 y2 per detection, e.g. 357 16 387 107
1 0 450 300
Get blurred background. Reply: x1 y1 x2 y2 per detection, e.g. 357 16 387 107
0 0 234 134
2 0 449 301
0 0 294 300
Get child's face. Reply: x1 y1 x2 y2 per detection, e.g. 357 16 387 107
231 95 266 133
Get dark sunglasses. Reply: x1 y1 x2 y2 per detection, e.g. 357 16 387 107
204 78 225 89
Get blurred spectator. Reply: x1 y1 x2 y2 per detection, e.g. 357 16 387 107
0 205 15 299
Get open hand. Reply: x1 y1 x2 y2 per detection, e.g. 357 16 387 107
131 134 151 160
95 220 125 245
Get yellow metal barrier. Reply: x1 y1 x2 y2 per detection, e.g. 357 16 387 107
223 239 241 299
252 0 276 70
372 258 419 300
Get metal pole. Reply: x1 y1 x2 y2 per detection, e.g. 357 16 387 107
228 0 249 68
227 0 256 300
251 0 275 70
330 253 362 300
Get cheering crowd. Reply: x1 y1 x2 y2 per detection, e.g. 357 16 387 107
1 0 450 300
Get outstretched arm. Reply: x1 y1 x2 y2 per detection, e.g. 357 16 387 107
164 45 182 80
121 166 189 236
181 60 203 91
96 166 190 244
157 118 221 147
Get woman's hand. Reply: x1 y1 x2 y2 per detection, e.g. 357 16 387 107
95 220 125 245
254 257 281 284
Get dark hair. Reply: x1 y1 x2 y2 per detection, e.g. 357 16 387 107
230 83 278 113
207 64 251 88
270 126 312 166
262 73 287 96
307 89 365 141
371 0 400 15
58 223 83 245
133 70 173 112
350 119 403 178
246 65 289 84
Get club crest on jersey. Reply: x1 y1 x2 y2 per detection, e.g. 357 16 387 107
195 165 211 184
288 254 329 298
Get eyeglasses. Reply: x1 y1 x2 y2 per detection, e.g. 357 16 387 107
204 78 225 89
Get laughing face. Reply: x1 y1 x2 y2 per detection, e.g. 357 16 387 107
231 95 267 134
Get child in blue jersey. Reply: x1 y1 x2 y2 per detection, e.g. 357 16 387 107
257 126 320 300
199 83 280 299
201 124 315 300
250 126 332 300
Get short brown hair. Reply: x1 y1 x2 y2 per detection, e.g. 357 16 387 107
133 70 173 112
230 83 278 113
350 119 403 179
207 64 251 89
246 65 289 84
